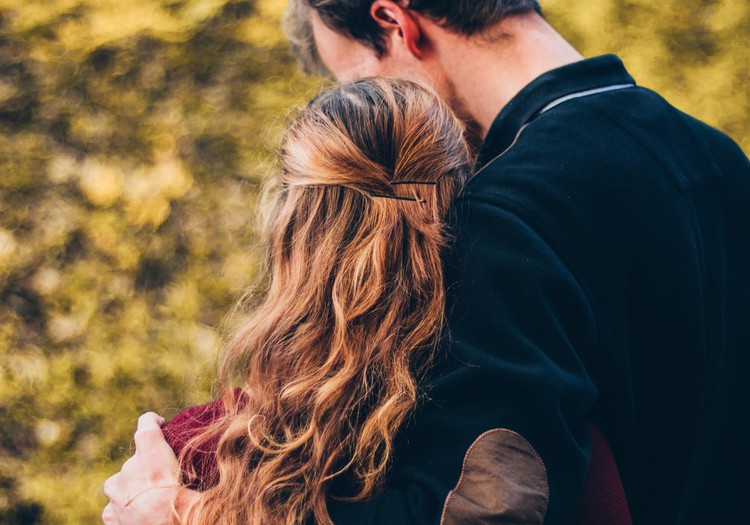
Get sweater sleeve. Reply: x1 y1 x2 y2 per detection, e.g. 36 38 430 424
324 196 599 524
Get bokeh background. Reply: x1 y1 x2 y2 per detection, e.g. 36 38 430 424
0 0 747 523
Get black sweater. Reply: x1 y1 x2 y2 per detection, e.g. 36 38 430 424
327 55 750 525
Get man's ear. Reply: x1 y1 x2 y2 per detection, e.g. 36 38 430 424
370 0 425 59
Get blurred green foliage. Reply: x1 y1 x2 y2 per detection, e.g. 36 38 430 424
0 1 320 523
0 0 747 523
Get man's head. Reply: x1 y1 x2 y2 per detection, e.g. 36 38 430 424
284 0 574 141
284 0 542 80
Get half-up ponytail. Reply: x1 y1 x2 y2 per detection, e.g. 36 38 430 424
180 78 472 525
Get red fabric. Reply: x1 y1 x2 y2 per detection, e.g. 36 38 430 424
162 399 225 490
164 404 632 524
572 424 633 525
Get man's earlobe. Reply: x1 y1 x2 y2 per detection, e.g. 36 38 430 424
370 0 424 59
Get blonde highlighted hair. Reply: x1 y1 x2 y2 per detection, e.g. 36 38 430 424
180 78 472 524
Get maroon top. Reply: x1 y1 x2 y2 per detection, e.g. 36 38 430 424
162 398 226 490
571 424 634 525
163 400 632 524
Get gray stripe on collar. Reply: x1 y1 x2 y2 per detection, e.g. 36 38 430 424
539 83 636 114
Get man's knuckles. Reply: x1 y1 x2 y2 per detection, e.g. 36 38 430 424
137 412 165 432
133 427 167 450
103 474 121 501
102 503 116 524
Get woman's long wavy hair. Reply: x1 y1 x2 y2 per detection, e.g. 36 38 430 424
179 78 472 524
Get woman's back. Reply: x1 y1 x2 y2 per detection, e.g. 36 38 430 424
174 78 472 525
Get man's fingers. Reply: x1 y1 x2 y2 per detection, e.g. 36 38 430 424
102 412 180 524
101 503 116 524
102 472 126 503
133 412 167 451
103 473 119 500
130 412 179 485
137 412 165 432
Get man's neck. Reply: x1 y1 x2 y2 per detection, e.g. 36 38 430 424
425 13 583 139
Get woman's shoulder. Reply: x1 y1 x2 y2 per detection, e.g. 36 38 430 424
161 388 246 490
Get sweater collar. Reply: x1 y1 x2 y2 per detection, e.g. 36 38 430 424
476 54 636 169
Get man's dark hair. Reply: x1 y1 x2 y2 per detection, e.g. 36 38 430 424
307 0 543 55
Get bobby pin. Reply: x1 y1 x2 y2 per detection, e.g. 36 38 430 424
389 180 438 186
370 192 427 204
389 172 447 186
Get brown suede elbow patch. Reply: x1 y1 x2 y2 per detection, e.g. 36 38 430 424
440 429 549 525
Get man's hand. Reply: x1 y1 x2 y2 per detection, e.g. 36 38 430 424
102 412 197 524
